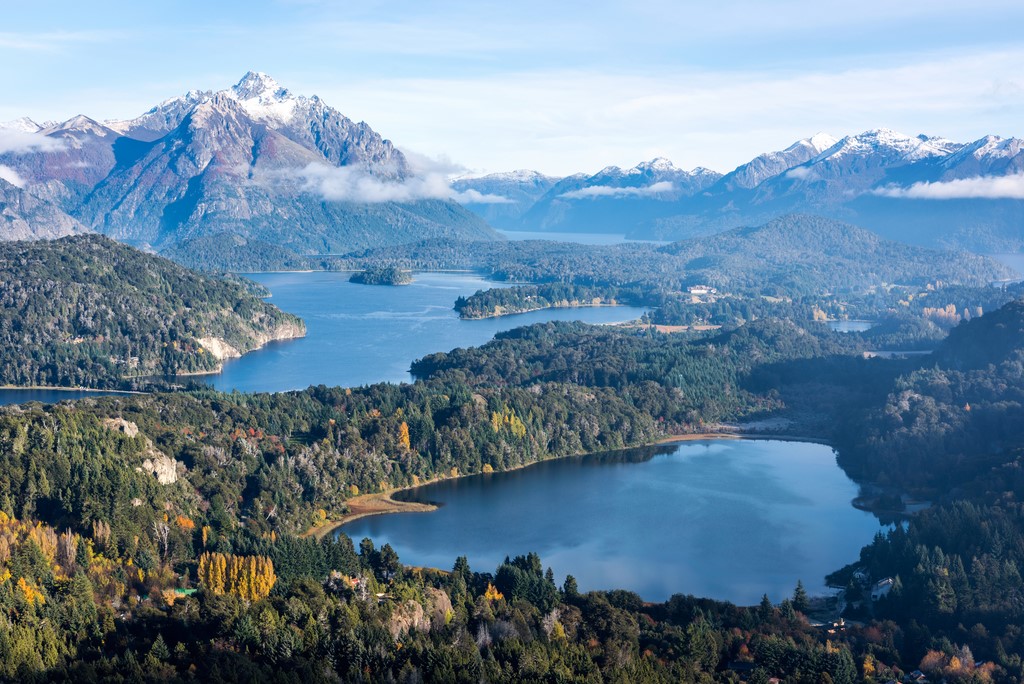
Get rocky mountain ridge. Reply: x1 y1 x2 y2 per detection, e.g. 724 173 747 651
0 72 497 257
455 128 1024 250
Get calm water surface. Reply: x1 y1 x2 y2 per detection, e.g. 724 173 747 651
201 272 648 393
0 272 645 403
826 320 873 333
342 439 881 604
989 253 1024 280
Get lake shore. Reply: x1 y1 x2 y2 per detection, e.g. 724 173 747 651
304 491 439 540
459 301 628 320
305 427 832 540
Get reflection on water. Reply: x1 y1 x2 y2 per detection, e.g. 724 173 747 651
343 439 882 604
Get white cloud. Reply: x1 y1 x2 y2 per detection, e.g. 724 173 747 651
323 48 1024 176
0 30 117 52
0 165 25 187
0 129 64 154
873 173 1024 200
785 166 815 180
452 188 512 204
560 181 674 200
269 163 510 204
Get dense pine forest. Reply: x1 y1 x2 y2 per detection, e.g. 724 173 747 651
0 291 1021 680
349 267 414 286
0 223 1022 681
0 236 304 389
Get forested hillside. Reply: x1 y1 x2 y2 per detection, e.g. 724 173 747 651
0 291 1021 679
839 299 1024 493
338 215 1016 332
0 313 887 681
0 235 304 388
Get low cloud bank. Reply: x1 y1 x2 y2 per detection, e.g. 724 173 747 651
274 163 511 204
0 129 64 155
785 166 815 180
0 165 25 188
874 174 1024 200
560 181 674 200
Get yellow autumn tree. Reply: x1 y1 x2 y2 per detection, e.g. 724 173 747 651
484 582 504 601
17 577 45 606
198 551 227 595
490 407 526 439
398 421 411 450
199 552 276 602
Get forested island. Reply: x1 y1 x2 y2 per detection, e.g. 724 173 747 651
0 288 1022 680
349 266 413 286
455 283 628 319
0 236 304 389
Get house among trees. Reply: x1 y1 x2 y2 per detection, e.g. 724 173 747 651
871 577 895 601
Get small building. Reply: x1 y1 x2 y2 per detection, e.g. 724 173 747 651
688 285 718 296
872 577 895 601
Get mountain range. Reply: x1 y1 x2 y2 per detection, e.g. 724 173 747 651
456 129 1024 251
4 75 1023 258
0 72 498 256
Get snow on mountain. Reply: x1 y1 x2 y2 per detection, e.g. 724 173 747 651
0 118 44 134
960 135 1024 160
586 158 721 191
0 72 491 252
40 116 120 146
227 71 298 125
107 89 210 141
451 169 563 229
459 169 558 183
103 72 409 177
716 133 838 190
811 128 961 164
0 114 120 204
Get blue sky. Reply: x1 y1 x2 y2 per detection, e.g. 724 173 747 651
2 0 1023 175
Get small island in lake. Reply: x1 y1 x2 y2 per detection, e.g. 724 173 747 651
349 266 414 285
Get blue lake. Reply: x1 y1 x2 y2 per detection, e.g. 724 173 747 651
200 271 648 393
0 272 646 403
341 439 881 604
989 253 1024 281
826 320 873 333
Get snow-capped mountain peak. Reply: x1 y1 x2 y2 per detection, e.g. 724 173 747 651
42 115 117 138
902 134 963 161
231 71 287 100
812 128 964 165
689 166 720 177
0 117 44 133
789 133 838 155
225 71 298 124
463 169 554 183
633 157 677 173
